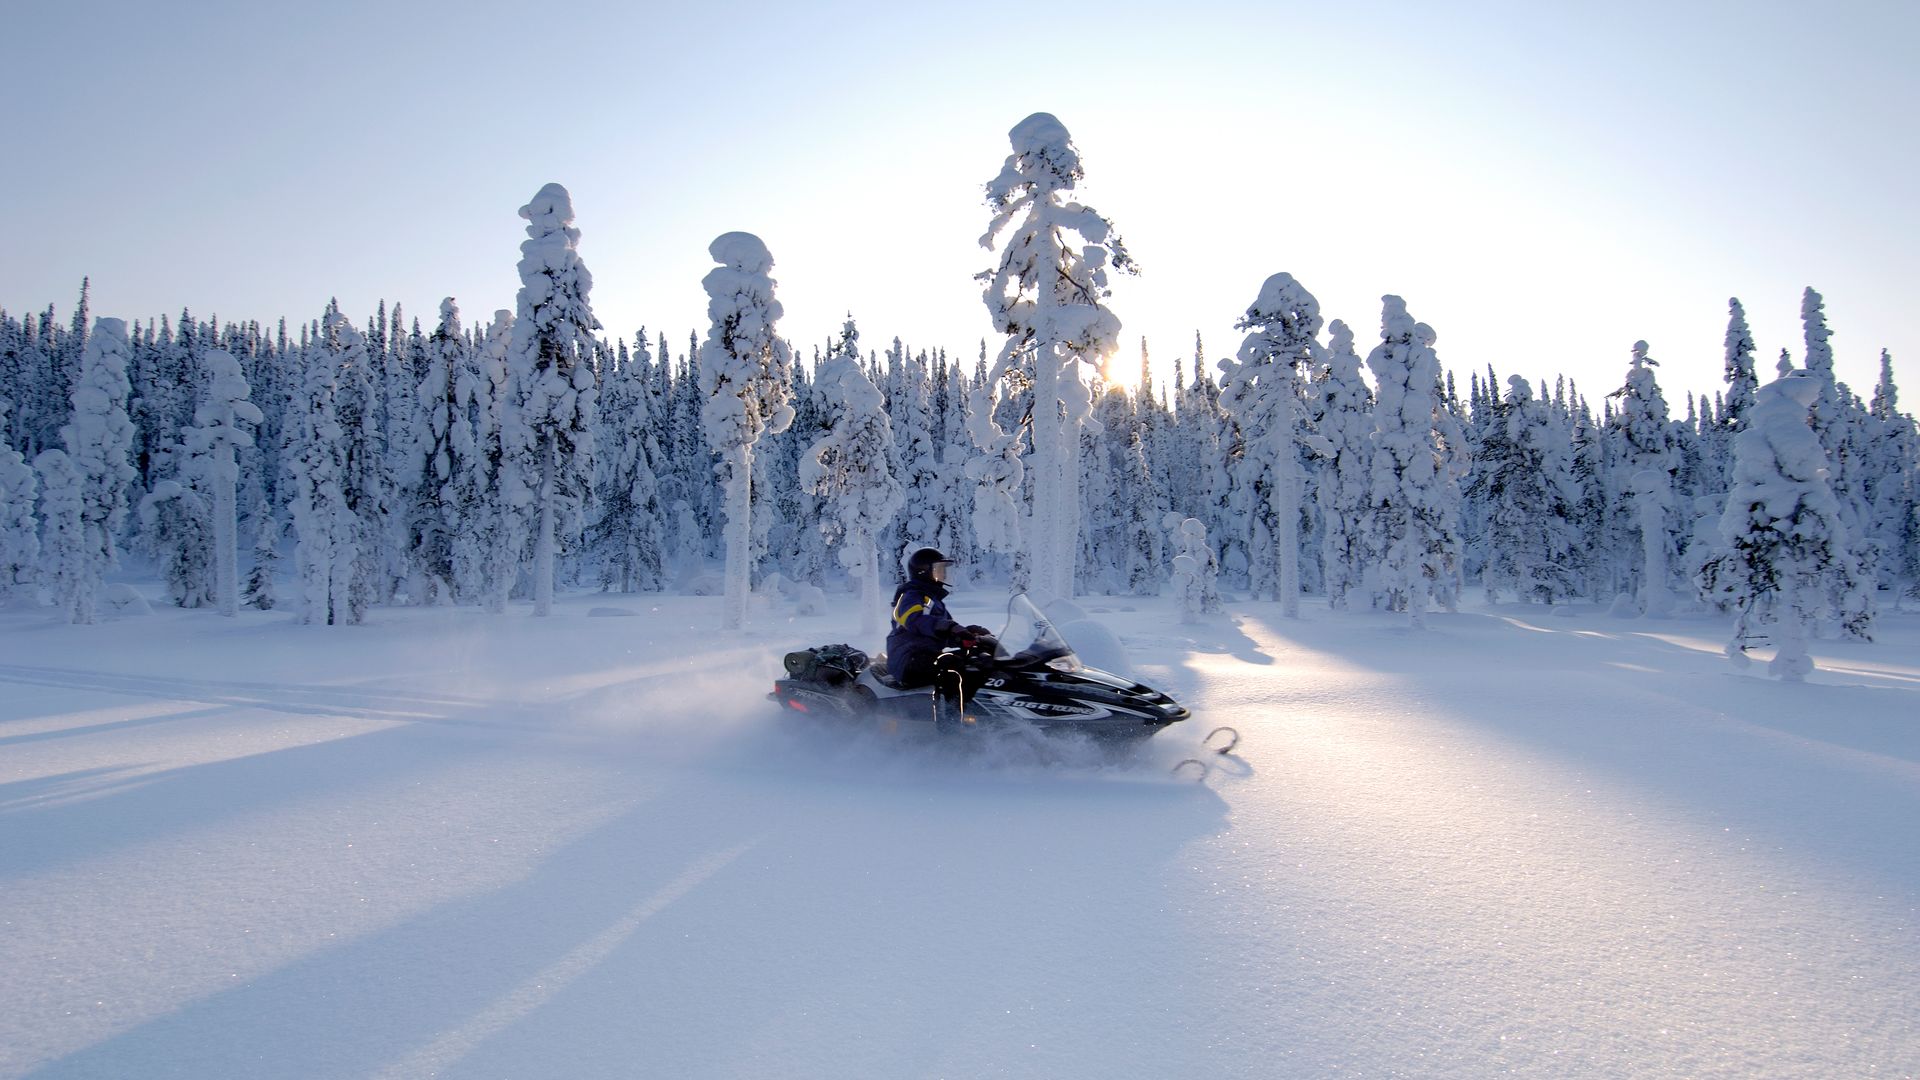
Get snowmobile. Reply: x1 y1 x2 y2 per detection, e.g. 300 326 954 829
770 593 1190 741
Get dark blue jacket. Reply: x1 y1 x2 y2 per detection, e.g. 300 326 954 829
886 576 960 684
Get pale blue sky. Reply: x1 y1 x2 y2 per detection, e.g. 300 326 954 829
4 0 1913 406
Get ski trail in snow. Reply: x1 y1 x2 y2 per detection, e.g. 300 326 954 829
369 839 759 1080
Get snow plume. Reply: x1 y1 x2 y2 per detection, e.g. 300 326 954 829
510 183 600 617
1360 297 1461 627
1221 272 1328 617
802 318 904 639
1697 372 1857 679
700 231 796 631
977 112 1134 601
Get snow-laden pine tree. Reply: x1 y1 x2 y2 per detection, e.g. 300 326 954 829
1607 341 1678 615
591 332 667 593
480 309 524 613
50 317 138 624
289 313 361 625
1865 350 1919 597
180 348 261 615
1481 376 1580 604
802 318 905 638
1697 372 1856 680
409 298 468 603
1165 514 1222 623
1311 320 1373 609
699 232 796 630
33 449 85 615
1797 287 1877 636
976 113 1135 600
509 184 599 617
1723 298 1759 433
0 399 39 605
139 480 213 608
1220 273 1330 617
1359 298 1461 627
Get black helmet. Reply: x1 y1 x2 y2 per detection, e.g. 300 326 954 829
906 547 952 579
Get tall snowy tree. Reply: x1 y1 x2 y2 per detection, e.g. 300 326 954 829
33 450 85 616
1311 319 1373 609
1797 286 1877 636
976 112 1135 600
1698 372 1858 679
179 348 260 616
1481 377 1580 604
411 298 468 603
591 332 667 592
289 313 362 625
802 318 904 637
50 317 138 624
1723 298 1759 432
1220 273 1329 616
1360 298 1461 626
0 398 39 605
509 184 600 617
699 232 796 630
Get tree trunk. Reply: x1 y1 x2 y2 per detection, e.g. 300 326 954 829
533 430 556 617
721 443 752 631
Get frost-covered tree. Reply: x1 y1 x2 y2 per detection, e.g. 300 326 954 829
976 112 1135 600
802 318 904 637
0 398 38 605
1312 320 1373 609
1723 298 1759 433
1482 377 1580 603
289 314 361 625
1165 514 1222 623
1797 287 1877 635
1220 273 1329 617
699 232 796 630
1698 373 1858 680
1608 341 1678 615
591 332 667 593
242 499 278 611
139 480 213 608
181 348 261 615
1360 298 1461 626
480 310 524 613
52 317 138 624
34 450 86 616
509 184 600 617
410 298 468 603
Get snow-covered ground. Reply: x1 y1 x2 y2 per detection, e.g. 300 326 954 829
3 589 1917 1079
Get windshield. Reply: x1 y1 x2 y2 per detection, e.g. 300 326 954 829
992 594 1076 666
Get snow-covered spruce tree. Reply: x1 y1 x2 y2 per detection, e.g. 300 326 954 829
1865 350 1919 597
33 450 86 615
1606 341 1679 615
0 447 40 593
139 480 213 608
1797 287 1876 635
1165 514 1222 623
1220 273 1331 617
509 184 600 617
976 112 1135 601
1311 320 1373 609
0 399 39 605
409 298 467 603
802 318 904 638
242 496 278 611
1359 298 1461 627
1482 376 1580 604
1697 372 1856 680
289 314 361 625
591 332 666 593
699 232 796 630
1723 298 1759 433
180 348 261 615
52 317 138 624
480 309 524 613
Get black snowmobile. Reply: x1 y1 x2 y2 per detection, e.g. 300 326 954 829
770 594 1190 741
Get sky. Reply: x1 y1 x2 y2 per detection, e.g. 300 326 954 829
3 0 1914 410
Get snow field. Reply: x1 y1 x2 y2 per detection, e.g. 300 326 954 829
2 592 1916 1078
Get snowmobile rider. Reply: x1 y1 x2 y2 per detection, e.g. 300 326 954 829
887 548 995 689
